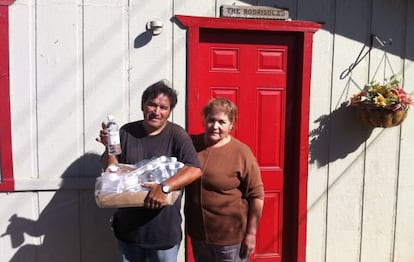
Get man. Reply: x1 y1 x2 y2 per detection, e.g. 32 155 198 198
97 80 202 262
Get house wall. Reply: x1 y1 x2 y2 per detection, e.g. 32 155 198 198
1 0 414 261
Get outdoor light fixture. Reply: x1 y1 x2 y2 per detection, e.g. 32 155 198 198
146 19 164 35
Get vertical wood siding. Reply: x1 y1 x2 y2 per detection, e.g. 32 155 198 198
394 2 414 261
1 0 414 261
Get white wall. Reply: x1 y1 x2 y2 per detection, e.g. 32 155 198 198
1 0 414 261
303 0 414 262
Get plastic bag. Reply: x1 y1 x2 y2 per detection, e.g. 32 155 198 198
95 156 184 208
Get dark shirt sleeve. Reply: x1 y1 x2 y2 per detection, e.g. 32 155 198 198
172 124 201 169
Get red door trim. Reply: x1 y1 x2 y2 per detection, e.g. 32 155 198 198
176 15 320 262
0 0 15 191
175 15 321 33
296 31 316 262
0 1 15 5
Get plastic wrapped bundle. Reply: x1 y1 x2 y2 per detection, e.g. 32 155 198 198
95 156 184 208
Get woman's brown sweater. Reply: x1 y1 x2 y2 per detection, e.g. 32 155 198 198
185 135 264 245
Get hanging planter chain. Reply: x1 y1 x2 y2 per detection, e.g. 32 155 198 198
340 34 392 80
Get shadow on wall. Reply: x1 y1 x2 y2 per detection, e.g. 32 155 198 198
1 153 120 262
134 30 153 48
309 102 373 167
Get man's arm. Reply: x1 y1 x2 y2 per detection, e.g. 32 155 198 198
162 165 202 190
143 165 202 209
100 149 119 170
96 121 119 170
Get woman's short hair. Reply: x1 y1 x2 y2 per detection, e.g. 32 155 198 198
141 79 178 111
202 97 238 124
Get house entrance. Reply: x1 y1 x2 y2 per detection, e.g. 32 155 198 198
176 15 320 262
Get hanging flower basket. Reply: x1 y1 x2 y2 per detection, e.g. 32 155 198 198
356 106 408 128
350 74 413 128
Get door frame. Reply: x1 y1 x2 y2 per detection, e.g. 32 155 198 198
176 15 321 262
0 0 15 191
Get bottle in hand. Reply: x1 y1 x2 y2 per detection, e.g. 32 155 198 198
106 114 122 155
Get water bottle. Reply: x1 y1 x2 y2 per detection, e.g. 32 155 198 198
106 115 122 155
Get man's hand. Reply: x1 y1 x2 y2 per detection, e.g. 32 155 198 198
142 183 168 209
96 122 109 146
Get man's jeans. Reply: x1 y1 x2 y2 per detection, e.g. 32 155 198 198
119 241 180 262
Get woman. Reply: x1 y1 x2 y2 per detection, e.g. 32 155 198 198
185 97 264 262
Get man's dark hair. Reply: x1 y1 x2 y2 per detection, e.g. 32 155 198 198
141 79 178 111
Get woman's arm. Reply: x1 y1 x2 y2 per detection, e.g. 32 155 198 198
240 197 264 259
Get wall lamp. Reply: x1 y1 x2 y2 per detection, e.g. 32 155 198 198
146 19 164 35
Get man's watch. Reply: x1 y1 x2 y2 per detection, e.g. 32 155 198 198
161 182 171 194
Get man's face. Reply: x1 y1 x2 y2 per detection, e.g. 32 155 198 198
143 93 172 134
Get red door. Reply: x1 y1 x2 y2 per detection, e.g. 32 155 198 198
187 28 299 262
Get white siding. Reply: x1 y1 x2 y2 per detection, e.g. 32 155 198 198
2 0 414 261
325 0 369 261
301 0 334 261
9 0 38 184
394 2 414 261
83 0 130 156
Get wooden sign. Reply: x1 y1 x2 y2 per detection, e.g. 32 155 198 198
221 5 289 20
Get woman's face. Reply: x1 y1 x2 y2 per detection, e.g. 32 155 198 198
204 111 233 145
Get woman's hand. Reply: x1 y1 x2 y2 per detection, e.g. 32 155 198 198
240 233 256 258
